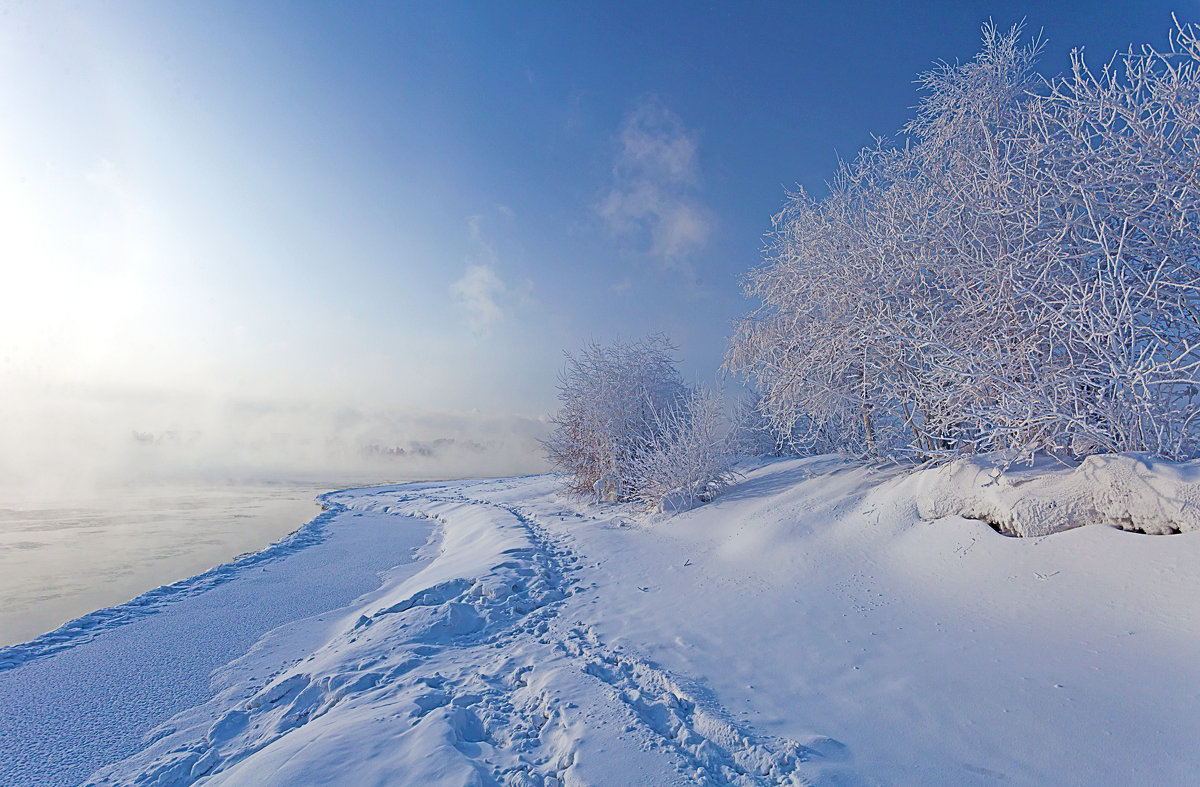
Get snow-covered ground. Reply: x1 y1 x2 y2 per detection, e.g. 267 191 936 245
0 489 439 785
4 457 1199 785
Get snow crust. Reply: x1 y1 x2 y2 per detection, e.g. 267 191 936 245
6 457 1200 785
0 490 438 786
916 453 1200 537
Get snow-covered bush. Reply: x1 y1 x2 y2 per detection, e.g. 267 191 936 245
728 20 1200 463
729 394 813 456
729 395 783 457
543 338 737 511
542 336 688 499
628 386 737 512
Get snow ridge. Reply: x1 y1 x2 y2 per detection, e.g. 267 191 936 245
916 453 1200 537
0 494 341 672
88 481 846 786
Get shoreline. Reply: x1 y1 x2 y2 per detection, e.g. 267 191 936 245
0 481 337 649
0 482 440 786
0 474 524 649
0 489 338 670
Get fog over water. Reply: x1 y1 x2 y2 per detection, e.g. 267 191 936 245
0 379 550 646
0 379 549 501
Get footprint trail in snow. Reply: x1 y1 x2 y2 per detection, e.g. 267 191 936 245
88 480 853 786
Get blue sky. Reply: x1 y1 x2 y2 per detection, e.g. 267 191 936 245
0 0 1190 483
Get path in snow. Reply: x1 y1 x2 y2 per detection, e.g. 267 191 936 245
0 491 437 787
89 479 854 786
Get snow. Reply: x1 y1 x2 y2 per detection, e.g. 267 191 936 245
0 490 438 786
5 458 1200 785
916 452 1200 536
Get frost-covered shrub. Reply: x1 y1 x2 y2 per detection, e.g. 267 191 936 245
729 395 807 456
629 387 737 512
543 338 737 511
729 396 780 457
728 20 1200 463
542 336 688 499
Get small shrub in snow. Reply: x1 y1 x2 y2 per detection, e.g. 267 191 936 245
542 335 688 500
543 338 737 511
628 387 737 512
730 395 796 457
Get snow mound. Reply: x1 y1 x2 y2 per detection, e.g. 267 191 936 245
916 453 1200 537
592 472 621 503
657 480 723 514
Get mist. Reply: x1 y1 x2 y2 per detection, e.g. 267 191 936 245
0 377 550 504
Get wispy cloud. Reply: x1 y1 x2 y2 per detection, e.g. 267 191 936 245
599 98 712 266
450 214 520 335
451 263 507 333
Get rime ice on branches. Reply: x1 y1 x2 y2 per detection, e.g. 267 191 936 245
728 21 1200 463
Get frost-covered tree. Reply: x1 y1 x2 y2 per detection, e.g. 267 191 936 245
728 20 1200 463
1023 22 1200 458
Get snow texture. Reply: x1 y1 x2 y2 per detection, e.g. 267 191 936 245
916 453 1200 537
5 458 1200 785
88 483 833 786
0 489 439 786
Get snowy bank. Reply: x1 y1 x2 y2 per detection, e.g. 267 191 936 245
5 458 1200 785
0 490 439 786
916 452 1200 537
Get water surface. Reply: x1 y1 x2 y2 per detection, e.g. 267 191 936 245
0 482 326 646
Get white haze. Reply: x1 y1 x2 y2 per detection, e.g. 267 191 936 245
0 378 550 505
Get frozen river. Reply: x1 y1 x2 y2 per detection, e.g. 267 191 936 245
0 482 328 646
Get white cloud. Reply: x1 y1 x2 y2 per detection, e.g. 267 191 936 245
451 263 507 333
450 212 532 333
599 98 712 265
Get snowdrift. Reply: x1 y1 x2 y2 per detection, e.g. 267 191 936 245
916 452 1200 537
86 483 831 787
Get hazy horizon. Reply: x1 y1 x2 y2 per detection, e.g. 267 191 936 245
2 1 1181 497
0 376 551 503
